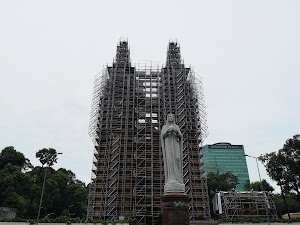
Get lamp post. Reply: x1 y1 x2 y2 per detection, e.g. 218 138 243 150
36 152 62 224
245 154 270 225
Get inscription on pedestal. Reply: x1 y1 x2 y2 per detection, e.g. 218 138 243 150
161 193 190 225
168 211 189 225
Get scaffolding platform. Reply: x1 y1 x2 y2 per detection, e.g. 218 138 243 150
212 191 277 220
87 40 210 224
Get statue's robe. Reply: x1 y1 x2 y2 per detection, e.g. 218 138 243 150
161 123 185 192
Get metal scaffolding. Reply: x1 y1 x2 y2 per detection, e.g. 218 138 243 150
212 191 277 220
87 40 210 223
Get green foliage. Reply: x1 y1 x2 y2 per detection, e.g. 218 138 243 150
0 146 31 170
218 216 280 223
244 179 275 192
36 148 59 167
0 163 32 214
274 193 300 217
195 215 206 220
0 146 88 220
260 134 300 200
206 171 239 219
206 171 239 198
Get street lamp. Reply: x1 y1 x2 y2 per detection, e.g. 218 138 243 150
36 152 62 224
245 154 270 225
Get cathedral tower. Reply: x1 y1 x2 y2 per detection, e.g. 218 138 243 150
87 40 210 224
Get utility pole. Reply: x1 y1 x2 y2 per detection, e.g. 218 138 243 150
245 154 270 225
36 151 62 225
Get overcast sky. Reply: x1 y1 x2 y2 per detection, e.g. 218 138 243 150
0 1 299 193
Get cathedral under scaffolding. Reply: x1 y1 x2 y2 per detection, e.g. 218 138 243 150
87 40 210 223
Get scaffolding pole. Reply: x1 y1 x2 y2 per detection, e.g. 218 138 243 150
87 40 210 224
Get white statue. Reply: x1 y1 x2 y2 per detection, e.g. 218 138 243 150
161 113 185 192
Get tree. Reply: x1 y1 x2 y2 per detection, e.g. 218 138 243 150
0 146 88 220
24 166 87 220
0 146 31 170
49 168 87 219
260 134 300 200
35 148 61 223
36 148 59 167
244 179 275 192
0 147 33 214
206 172 239 218
0 163 33 215
274 193 300 217
206 172 239 198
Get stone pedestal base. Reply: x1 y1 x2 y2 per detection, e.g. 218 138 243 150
161 192 190 225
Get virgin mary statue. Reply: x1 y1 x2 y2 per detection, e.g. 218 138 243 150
161 113 185 193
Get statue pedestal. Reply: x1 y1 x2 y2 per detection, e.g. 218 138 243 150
161 192 190 225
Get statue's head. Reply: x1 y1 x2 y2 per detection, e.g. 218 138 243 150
167 113 175 123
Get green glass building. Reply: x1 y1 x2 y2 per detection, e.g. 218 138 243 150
202 143 250 191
